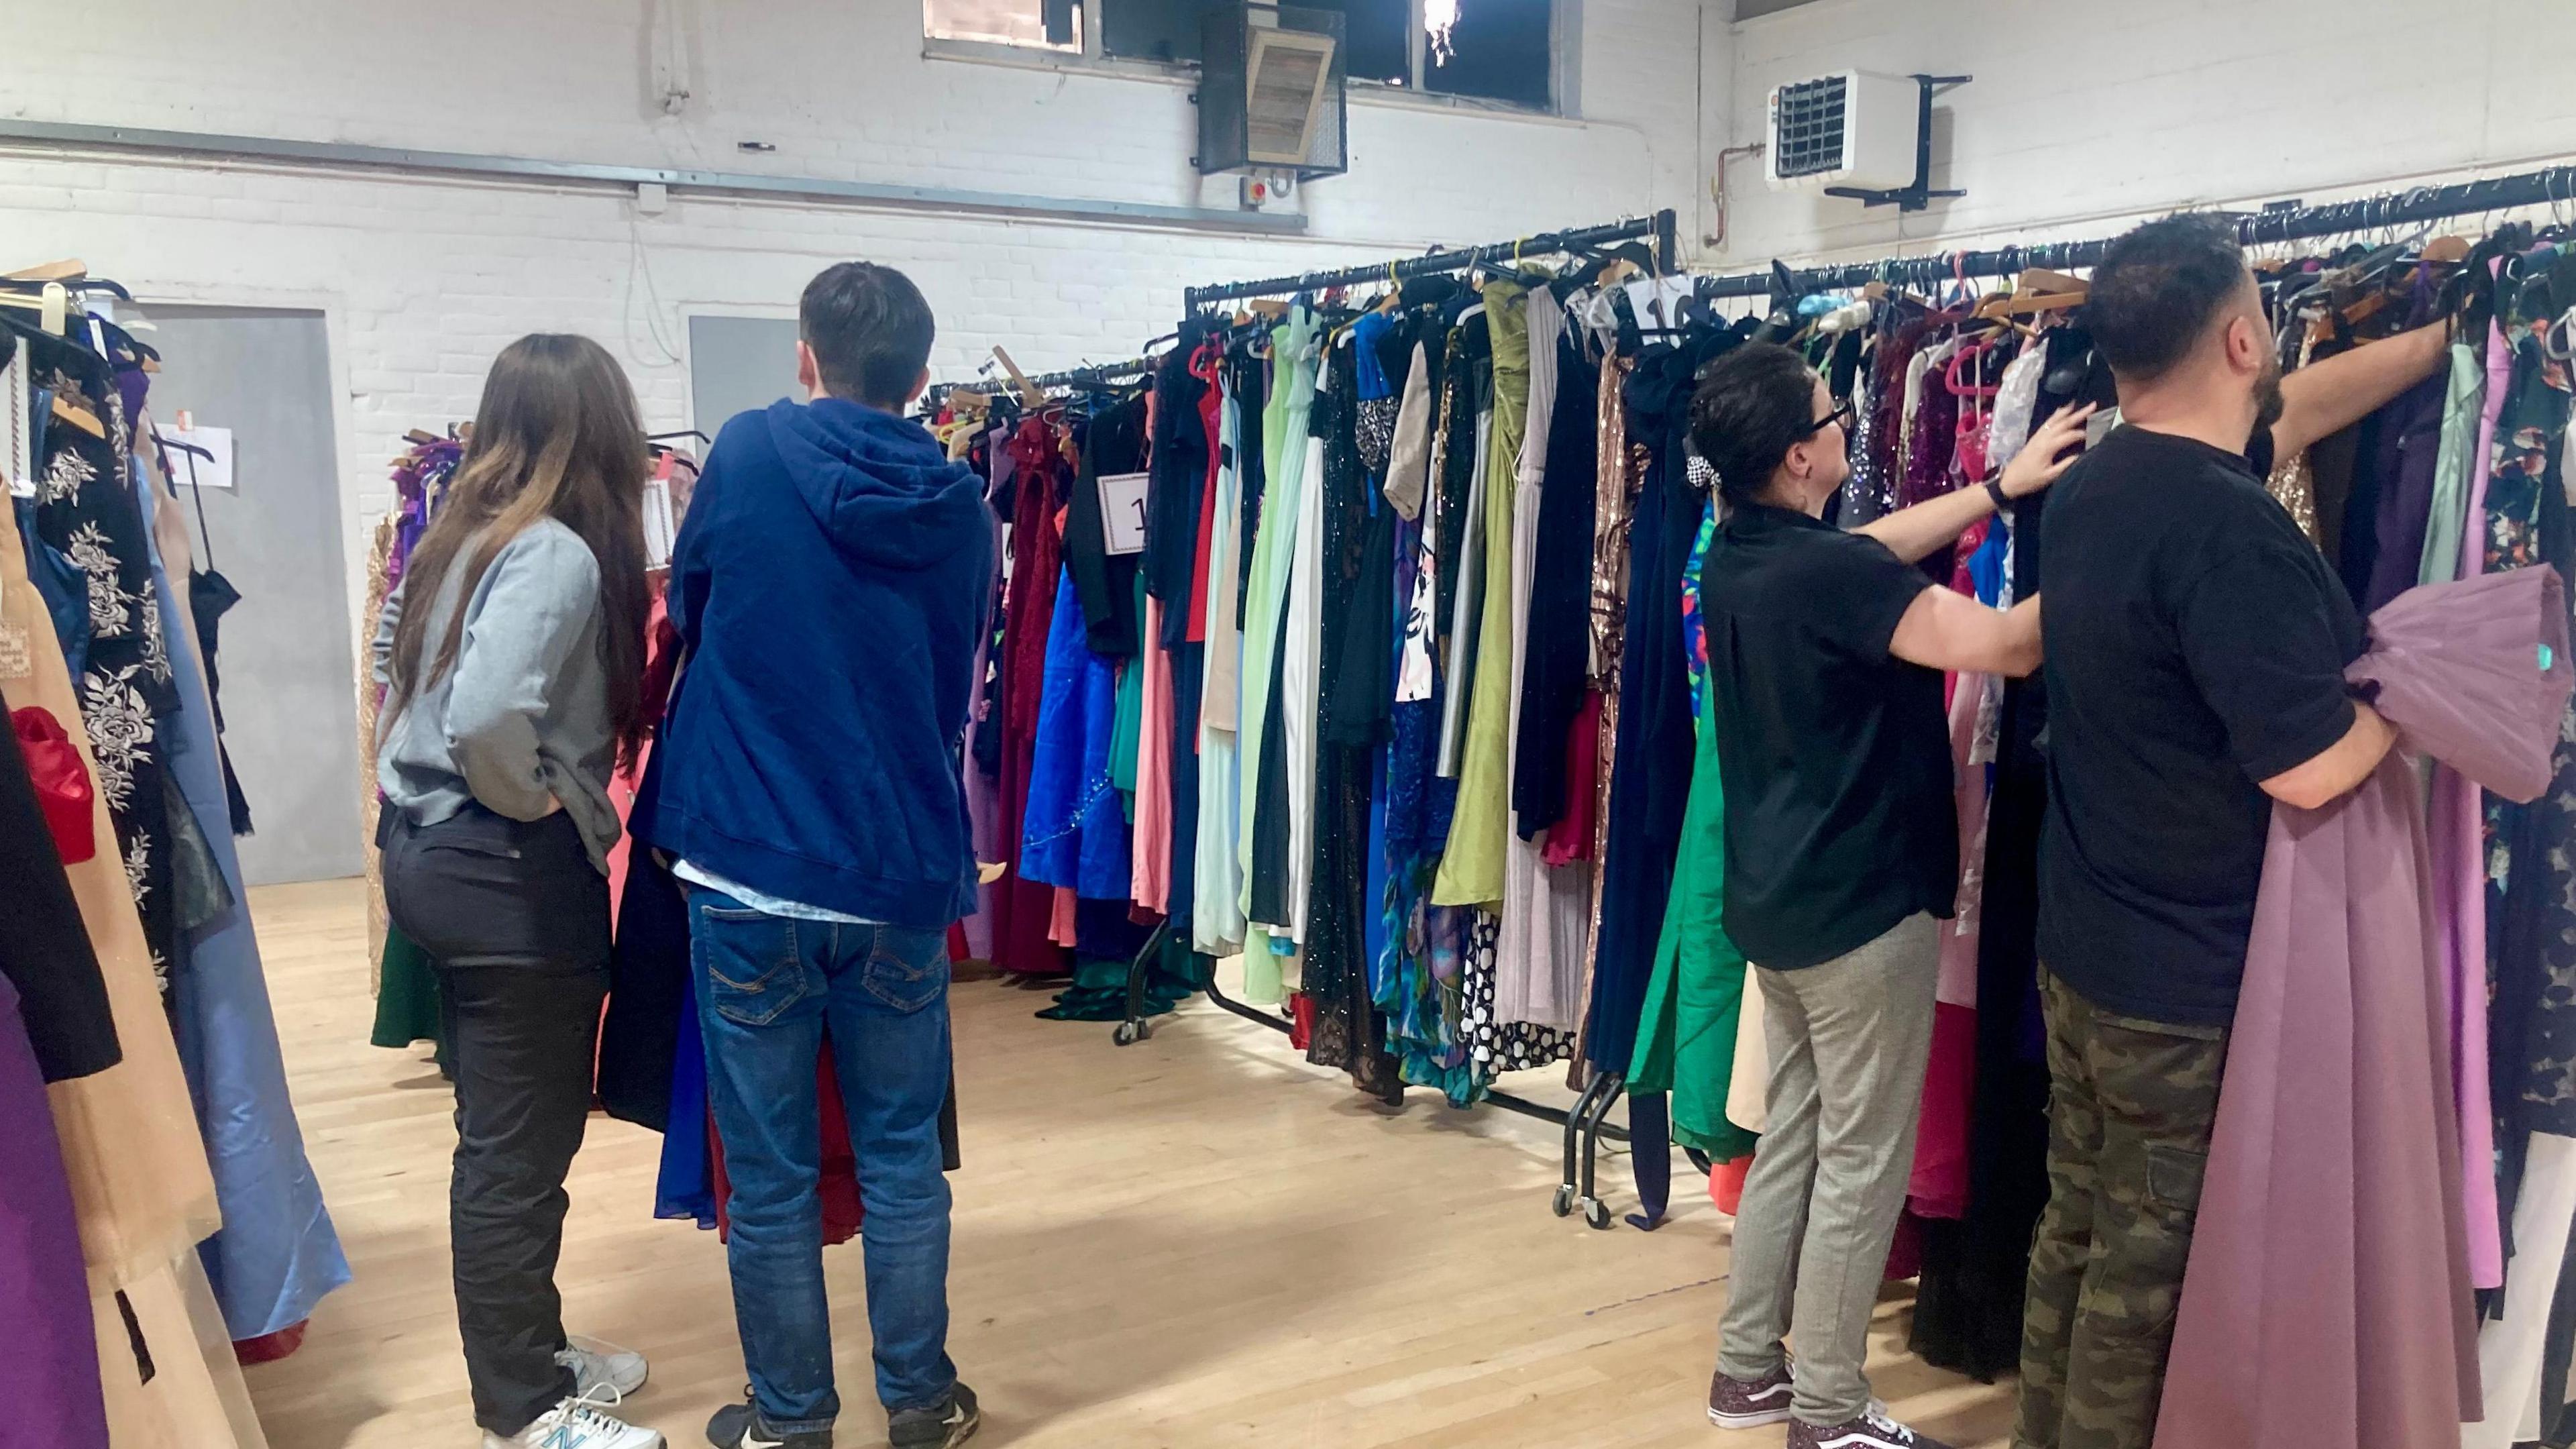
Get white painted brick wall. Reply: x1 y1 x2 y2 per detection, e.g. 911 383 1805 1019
0 0 1703 616
38 0 2555 623
1714 0 2576 269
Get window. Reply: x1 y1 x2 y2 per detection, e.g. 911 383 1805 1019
924 0 1080 51
1422 0 1551 110
924 0 1558 110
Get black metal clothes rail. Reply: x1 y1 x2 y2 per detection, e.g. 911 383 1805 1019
1696 161 2576 299
924 355 1161 409
1182 209 1680 311
1109 922 1643 1232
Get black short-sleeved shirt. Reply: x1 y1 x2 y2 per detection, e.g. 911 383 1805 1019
2039 424 2365 1025
1704 504 1957 969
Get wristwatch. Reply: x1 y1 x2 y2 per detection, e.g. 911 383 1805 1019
1986 478 2011 512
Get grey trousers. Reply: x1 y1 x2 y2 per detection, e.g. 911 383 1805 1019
1716 912 1941 1426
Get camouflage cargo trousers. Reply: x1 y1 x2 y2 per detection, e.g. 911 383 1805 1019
2012 967 2229 1449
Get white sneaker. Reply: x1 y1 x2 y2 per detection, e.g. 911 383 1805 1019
481 1386 664 1449
557 1336 650 1399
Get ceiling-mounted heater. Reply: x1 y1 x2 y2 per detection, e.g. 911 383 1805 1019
1196 3 1348 182
1767 70 1969 212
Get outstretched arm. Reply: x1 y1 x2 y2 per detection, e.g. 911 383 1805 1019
1889 592 2043 678
2270 321 2448 460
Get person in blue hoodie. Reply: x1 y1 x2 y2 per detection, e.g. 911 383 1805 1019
632 262 992 1449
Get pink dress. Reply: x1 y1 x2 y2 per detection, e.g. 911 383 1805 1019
1132 598 1175 912
1909 670 1988 1219
2157 566 2571 1449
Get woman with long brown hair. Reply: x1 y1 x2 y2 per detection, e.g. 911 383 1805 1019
372 333 663 1449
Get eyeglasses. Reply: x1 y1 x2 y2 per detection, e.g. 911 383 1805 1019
1796 398 1856 439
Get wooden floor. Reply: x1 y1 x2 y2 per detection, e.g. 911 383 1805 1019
240 877 2014 1449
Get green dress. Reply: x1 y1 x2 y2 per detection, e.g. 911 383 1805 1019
368 921 447 1065
1625 500 1755 1158
1110 573 1146 822
2417 341 2484 588
1234 307 1320 1003
1431 278 1532 908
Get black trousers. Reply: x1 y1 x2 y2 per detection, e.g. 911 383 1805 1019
383 805 610 1436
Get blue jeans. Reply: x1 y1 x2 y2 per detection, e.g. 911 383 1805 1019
689 889 957 1433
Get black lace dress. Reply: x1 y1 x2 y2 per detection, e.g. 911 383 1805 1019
1301 348 1401 1097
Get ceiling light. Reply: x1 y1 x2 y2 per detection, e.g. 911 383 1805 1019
1425 0 1458 64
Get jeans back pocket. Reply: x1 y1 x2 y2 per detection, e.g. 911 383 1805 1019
861 926 950 1014
696 904 810 1028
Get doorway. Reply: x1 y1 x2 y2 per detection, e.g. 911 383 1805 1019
138 305 360 886
689 314 804 435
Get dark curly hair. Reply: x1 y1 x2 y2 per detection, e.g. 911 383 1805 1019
2086 213 2251 384
1688 341 1822 509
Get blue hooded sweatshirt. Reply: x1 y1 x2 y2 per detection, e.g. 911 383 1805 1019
633 397 995 928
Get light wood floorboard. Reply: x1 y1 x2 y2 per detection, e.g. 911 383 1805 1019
240 877 2014 1448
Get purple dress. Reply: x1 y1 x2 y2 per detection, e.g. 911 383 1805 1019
2158 566 2572 1449
0 971 107 1448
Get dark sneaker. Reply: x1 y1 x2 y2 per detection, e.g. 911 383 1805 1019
1708 1360 1795 1429
889 1383 980 1449
706 1395 827 1449
1786 1407 1956 1449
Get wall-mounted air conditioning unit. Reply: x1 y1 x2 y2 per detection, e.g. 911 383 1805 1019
1196 3 1348 181
1766 71 1969 212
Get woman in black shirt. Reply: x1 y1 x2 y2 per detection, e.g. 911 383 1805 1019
1696 341 2089 1449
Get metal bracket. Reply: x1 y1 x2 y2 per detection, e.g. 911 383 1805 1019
1823 73 1970 214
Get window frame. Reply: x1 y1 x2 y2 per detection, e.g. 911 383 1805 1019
920 0 1577 118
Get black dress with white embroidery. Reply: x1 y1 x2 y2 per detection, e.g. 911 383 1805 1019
24 323 178 985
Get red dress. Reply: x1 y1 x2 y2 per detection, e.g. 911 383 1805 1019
992 416 1073 975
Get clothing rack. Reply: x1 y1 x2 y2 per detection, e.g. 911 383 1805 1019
924 356 1159 409
1696 161 2576 298
1098 209 1711 1232
1181 209 1680 310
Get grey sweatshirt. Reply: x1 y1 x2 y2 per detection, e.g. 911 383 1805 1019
372 518 621 872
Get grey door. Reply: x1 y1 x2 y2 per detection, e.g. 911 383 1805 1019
690 315 804 435
140 306 359 885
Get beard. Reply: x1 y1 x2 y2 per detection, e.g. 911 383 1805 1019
2253 354 2286 439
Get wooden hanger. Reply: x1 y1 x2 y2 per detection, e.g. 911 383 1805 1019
1373 262 1405 316
3 258 86 283
1976 266 2088 322
2343 290 2391 327
52 395 105 439
989 346 1042 409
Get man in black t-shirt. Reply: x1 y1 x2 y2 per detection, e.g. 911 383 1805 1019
2016 215 2446 1449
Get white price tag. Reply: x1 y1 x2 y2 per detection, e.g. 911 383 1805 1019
1097 471 1150 556
159 424 235 490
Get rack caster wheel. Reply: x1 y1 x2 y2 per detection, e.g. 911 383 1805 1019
1582 1198 1613 1231
1552 1184 1576 1218
1112 1020 1150 1046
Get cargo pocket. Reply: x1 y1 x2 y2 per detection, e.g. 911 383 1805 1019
2145 1144 2208 1215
